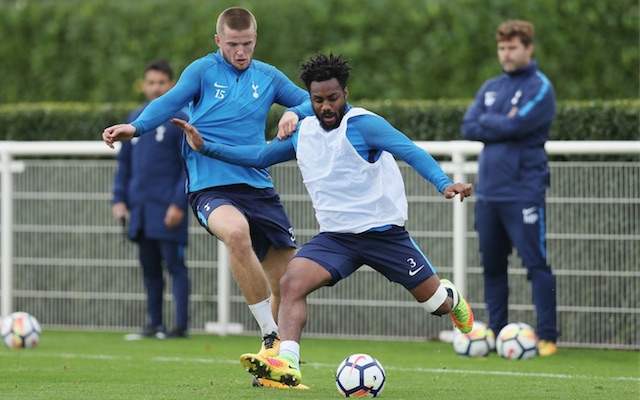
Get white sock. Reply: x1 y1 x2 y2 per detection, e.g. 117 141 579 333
279 340 300 363
248 298 278 337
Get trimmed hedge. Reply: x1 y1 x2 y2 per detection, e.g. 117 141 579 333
0 102 137 141
1 100 637 143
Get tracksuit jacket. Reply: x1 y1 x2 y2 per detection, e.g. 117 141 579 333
113 103 189 245
461 60 555 204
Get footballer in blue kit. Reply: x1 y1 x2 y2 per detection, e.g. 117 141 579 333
103 8 316 388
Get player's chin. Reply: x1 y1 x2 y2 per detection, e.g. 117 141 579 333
234 60 250 70
319 118 339 131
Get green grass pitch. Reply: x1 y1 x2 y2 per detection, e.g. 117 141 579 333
0 330 638 399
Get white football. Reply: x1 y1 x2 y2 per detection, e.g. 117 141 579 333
336 353 386 397
496 322 538 360
1 311 42 349
453 321 496 357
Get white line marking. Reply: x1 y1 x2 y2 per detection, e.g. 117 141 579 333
153 357 640 381
2 352 638 382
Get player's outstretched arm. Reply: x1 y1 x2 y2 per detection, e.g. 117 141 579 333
443 183 473 202
171 117 294 168
102 124 136 149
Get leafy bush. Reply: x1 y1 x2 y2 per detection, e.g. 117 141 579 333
0 0 637 103
1 100 637 143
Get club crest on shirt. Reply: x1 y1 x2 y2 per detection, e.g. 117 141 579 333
484 91 497 107
511 89 523 105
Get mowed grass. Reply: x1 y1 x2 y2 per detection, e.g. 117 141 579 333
0 330 638 399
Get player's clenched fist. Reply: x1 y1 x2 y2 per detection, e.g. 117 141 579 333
102 124 136 148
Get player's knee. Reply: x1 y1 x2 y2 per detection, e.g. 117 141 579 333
279 271 297 295
224 227 252 252
419 284 452 316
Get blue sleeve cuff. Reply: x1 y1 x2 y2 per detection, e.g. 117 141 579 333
131 122 142 137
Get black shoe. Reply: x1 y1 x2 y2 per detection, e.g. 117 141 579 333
167 327 189 338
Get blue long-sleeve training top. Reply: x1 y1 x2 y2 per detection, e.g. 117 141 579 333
129 50 311 193
199 105 454 193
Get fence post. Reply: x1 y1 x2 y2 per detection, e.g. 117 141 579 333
1 147 14 318
451 146 468 296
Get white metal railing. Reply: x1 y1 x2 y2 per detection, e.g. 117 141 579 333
0 140 245 334
1 140 639 336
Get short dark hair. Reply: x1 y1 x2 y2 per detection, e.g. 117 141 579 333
299 52 352 91
144 59 173 80
496 20 535 47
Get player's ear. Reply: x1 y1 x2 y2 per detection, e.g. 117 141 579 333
344 87 348 99
526 43 535 57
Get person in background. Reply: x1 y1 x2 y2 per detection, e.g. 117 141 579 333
112 59 190 339
102 7 314 388
461 19 558 356
172 52 475 387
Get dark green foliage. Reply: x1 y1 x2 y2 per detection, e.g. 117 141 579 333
0 102 136 141
1 100 637 142
553 100 640 140
0 0 637 103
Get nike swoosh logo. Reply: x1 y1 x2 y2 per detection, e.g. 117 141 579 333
214 82 228 88
350 355 367 373
409 265 425 277
522 207 537 215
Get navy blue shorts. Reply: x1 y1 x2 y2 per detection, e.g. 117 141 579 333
189 184 297 260
294 225 437 290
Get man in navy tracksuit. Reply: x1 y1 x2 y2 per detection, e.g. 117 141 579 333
461 20 558 356
112 60 190 339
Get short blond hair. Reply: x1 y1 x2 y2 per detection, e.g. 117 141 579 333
216 7 257 36
496 19 534 47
